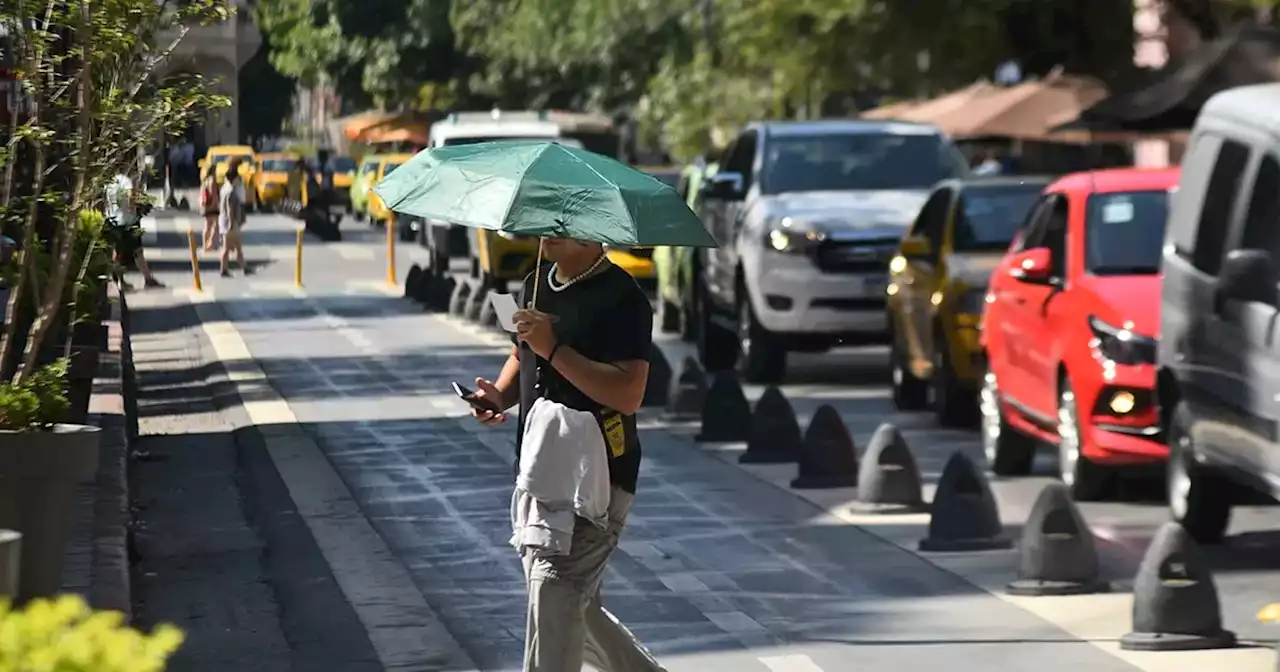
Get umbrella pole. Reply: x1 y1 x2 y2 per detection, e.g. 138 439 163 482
531 238 545 310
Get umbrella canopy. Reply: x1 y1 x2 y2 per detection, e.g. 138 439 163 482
860 97 923 120
371 141 717 248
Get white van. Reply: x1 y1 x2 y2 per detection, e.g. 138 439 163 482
1157 83 1280 544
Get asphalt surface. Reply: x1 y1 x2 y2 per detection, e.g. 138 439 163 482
131 207 1280 671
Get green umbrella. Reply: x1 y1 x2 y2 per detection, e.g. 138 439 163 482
370 140 717 248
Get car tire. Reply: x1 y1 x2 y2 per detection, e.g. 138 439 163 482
1057 377 1111 501
657 297 681 333
930 330 975 427
889 325 928 411
1167 402 1232 544
737 298 786 384
979 363 1035 476
696 281 738 372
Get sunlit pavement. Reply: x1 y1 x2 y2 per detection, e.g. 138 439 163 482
130 210 1279 671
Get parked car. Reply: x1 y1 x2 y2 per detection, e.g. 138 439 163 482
695 120 970 382
980 167 1178 500
655 161 718 341
366 153 413 229
887 175 1050 426
1157 83 1280 543
327 155 358 211
350 155 383 222
198 145 258 211
253 152 299 211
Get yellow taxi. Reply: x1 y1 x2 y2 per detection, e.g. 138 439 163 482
253 152 298 210
328 155 358 209
199 145 259 210
886 176 1049 426
604 245 655 287
366 153 414 227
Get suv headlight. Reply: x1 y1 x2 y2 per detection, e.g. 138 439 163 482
1088 315 1157 365
765 217 825 254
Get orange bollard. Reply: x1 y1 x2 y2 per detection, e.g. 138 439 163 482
295 226 304 288
187 229 203 292
386 219 397 286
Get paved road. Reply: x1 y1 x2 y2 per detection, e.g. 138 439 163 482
134 210 1279 671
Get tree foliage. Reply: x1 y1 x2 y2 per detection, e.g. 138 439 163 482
0 0 230 381
255 0 1254 159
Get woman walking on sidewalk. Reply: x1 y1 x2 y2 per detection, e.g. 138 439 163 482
199 171 220 251
218 158 250 277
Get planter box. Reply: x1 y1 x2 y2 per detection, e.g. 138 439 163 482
0 424 100 602
0 529 17 599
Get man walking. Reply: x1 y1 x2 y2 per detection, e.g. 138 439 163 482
470 237 665 672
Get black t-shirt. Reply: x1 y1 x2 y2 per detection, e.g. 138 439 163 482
512 262 652 493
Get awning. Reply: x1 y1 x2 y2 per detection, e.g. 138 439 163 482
931 70 1108 140
340 110 399 141
1055 23 1280 134
357 118 431 145
861 81 998 123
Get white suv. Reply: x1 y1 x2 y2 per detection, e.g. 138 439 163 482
696 120 970 382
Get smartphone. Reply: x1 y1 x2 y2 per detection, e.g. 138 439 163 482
452 381 498 413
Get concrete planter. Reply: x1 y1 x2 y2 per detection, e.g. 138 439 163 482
65 324 105 424
0 529 18 598
0 424 100 602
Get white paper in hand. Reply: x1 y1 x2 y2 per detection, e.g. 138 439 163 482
490 292 520 333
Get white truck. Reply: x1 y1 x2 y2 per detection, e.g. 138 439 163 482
695 120 971 383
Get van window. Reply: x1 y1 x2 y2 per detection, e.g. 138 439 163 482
1192 139 1250 275
1239 154 1280 257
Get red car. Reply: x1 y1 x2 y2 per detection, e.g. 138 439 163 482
979 167 1178 500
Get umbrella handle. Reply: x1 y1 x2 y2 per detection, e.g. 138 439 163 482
531 238 544 310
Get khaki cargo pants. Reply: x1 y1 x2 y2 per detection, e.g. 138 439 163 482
520 487 666 672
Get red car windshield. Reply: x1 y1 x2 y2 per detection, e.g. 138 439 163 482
1084 190 1169 275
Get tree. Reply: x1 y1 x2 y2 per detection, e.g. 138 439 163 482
0 0 230 380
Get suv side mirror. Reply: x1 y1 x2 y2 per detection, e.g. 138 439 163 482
703 172 744 201
899 235 931 258
1215 249 1277 309
1009 248 1052 282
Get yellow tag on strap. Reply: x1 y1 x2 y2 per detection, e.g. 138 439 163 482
602 412 626 458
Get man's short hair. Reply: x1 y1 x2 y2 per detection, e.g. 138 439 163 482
225 158 243 177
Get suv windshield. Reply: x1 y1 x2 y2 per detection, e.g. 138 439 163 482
953 185 1043 251
1085 190 1169 275
761 133 967 194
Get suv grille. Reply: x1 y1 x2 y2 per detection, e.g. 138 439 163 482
812 239 899 274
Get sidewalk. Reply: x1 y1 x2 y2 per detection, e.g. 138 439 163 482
125 291 383 671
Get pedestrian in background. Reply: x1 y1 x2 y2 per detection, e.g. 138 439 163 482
469 236 666 672
105 171 163 290
218 158 250 277
198 171 220 251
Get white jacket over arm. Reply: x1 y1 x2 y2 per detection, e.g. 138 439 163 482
510 398 612 555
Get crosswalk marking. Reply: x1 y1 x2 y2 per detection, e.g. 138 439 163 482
759 655 825 672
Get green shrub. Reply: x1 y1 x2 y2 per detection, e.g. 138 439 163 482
0 594 184 671
0 360 69 430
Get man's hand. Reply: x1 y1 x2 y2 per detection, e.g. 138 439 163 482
471 377 508 426
514 309 558 359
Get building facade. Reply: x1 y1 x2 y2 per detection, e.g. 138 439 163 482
157 3 262 149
